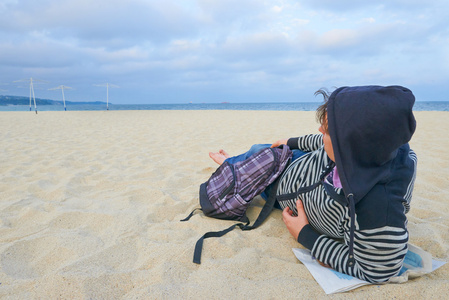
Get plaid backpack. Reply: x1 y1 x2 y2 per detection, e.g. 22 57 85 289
182 145 292 264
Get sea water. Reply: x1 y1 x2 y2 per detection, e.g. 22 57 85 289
1 101 448 112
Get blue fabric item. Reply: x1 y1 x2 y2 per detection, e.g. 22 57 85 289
225 144 306 165
224 144 272 164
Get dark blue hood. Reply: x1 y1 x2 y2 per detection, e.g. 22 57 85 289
327 85 416 203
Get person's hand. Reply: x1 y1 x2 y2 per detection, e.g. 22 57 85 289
283 201 331 268
282 199 309 240
317 260 331 268
271 138 288 148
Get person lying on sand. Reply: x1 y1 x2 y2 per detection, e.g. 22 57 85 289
209 86 417 283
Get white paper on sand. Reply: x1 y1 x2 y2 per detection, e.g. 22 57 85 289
293 244 447 294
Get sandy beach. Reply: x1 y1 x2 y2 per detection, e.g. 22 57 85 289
0 110 447 299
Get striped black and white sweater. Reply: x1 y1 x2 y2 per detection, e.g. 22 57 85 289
277 133 417 283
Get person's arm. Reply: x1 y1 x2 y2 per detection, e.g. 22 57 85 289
307 226 408 283
272 134 323 151
284 201 408 283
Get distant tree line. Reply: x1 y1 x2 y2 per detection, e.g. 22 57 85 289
0 95 106 106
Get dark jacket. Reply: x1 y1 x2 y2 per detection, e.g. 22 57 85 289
327 85 416 268
280 86 417 282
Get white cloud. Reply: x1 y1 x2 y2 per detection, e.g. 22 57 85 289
363 17 376 23
272 5 283 13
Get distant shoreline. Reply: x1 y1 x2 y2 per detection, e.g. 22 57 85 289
0 95 106 106
0 101 448 112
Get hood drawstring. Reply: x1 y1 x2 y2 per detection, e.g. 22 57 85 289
322 171 356 268
347 193 356 268
317 161 356 268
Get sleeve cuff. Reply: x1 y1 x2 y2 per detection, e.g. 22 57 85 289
287 138 299 149
297 224 321 250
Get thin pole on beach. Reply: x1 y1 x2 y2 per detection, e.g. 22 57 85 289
49 85 72 111
14 77 47 114
107 83 109 110
30 78 36 113
29 81 32 110
62 87 66 111
94 83 119 110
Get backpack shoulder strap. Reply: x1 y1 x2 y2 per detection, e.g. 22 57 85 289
192 220 249 264
241 177 280 230
180 207 202 222
191 177 280 264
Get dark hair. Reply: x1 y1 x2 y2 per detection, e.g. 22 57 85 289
315 88 332 133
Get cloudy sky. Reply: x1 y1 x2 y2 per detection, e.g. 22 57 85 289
1 0 448 104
